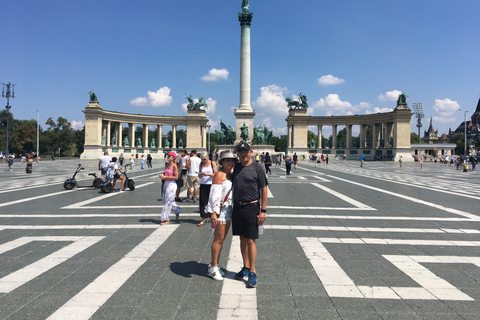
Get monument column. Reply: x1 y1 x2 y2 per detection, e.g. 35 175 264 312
372 123 379 148
106 121 111 146
115 122 120 147
143 124 148 148
317 125 322 149
129 123 135 148
346 124 352 148
332 125 337 149
157 125 162 148
235 2 256 144
172 125 177 149
360 124 366 148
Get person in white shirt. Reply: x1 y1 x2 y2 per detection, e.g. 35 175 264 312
186 150 201 203
98 151 112 179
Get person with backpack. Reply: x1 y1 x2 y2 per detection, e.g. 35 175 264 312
108 157 125 191
98 151 111 179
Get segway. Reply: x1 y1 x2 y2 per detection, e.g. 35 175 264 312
64 164 103 190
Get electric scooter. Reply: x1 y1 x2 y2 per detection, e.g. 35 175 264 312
64 164 103 190
100 164 135 193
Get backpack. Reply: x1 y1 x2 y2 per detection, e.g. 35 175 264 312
105 163 116 180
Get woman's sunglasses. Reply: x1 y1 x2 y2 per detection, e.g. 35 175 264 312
223 158 235 163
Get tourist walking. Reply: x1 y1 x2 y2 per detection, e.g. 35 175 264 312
159 152 183 225
399 155 403 167
186 150 201 202
130 154 135 169
141 154 145 170
197 154 217 226
360 153 364 167
285 154 292 175
206 150 237 281
232 142 268 288
119 153 124 169
98 151 111 179
293 153 298 169
264 152 272 175
276 154 282 168
147 154 153 168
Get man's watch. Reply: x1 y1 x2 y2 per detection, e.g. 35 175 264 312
260 209 267 213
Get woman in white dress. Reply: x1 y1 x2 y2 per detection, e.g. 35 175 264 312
206 150 237 280
159 152 183 225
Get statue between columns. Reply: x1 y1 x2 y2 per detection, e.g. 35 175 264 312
123 137 129 147
111 135 116 146
151 138 156 148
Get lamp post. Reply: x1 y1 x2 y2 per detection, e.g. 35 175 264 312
412 103 423 143
207 124 211 154
1 82 15 156
36 110 39 157
464 110 468 156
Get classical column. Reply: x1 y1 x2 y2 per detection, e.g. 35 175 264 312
202 126 207 148
115 122 121 147
385 122 393 148
346 124 352 148
234 4 256 144
129 123 135 148
172 125 177 149
106 121 111 146
287 125 292 148
372 123 379 148
317 125 323 149
102 121 107 146
359 124 366 148
143 124 148 148
157 125 162 148
332 125 337 149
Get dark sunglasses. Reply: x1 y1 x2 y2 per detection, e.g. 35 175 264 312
223 158 235 163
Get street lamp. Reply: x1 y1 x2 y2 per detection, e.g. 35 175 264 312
412 103 423 144
1 82 15 156
36 110 39 157
207 124 211 154
463 110 468 156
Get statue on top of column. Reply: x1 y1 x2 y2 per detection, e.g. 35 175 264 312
185 94 209 110
88 90 98 103
397 93 408 105
286 93 308 110
242 0 249 11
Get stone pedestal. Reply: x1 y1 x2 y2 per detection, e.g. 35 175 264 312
234 109 256 144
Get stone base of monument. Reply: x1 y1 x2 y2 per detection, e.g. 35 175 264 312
214 145 277 156
81 146 207 160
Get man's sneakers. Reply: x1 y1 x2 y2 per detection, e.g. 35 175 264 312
234 266 249 280
207 265 224 281
246 272 257 288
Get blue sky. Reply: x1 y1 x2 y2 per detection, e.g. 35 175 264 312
2 0 479 138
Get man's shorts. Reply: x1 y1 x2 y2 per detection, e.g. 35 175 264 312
101 167 108 176
186 175 199 188
232 202 259 240
294 160 298 165
176 170 184 188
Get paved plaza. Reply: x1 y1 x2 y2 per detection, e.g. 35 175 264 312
0 158 479 320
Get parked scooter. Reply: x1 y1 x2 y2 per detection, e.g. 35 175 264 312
100 164 135 193
64 164 103 190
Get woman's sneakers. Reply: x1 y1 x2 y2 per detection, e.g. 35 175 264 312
207 265 224 281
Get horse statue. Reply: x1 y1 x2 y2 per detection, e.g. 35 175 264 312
397 93 408 105
194 97 208 110
185 94 195 110
286 93 308 109
240 122 249 142
220 121 235 145
88 90 98 103
264 126 273 144
254 125 265 145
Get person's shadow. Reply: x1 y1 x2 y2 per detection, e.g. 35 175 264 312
170 261 208 278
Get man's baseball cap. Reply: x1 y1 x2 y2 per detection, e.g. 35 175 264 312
236 142 251 152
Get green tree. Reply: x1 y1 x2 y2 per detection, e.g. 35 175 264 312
271 135 287 152
44 117 74 156
337 128 347 148
307 130 317 148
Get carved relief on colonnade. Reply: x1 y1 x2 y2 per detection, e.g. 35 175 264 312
80 101 209 159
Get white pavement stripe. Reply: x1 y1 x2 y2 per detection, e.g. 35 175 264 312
47 225 178 320
1 224 477 234
298 237 475 301
0 237 104 293
267 186 274 198
297 176 307 180
0 190 76 208
311 183 374 210
328 175 480 220
313 176 331 182
61 182 155 209
217 236 257 320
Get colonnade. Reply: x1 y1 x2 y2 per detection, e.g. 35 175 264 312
81 102 208 159
286 102 413 161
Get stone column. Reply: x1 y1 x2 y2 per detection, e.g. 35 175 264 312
372 123 379 148
235 6 256 144
172 125 177 149
106 121 111 146
385 122 393 147
287 125 292 149
202 126 207 148
102 121 107 146
332 125 337 149
143 124 148 148
129 123 135 148
115 122 121 147
317 125 322 149
157 125 162 148
360 124 366 148
346 125 352 148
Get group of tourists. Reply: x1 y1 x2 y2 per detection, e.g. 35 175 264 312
159 142 268 288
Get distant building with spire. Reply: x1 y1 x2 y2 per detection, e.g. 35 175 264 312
423 117 438 144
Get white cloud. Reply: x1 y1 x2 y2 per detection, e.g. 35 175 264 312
365 107 394 114
70 120 84 130
378 90 402 101
317 75 345 86
208 115 221 131
260 117 286 136
433 98 460 123
201 68 229 82
252 85 288 117
312 94 371 116
181 97 217 115
131 87 173 107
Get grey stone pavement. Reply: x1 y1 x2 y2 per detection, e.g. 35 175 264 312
0 158 479 320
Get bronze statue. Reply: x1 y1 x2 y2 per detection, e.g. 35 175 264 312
111 135 116 146
136 137 142 147
123 137 129 147
220 121 235 145
397 93 408 105
101 135 106 146
310 139 315 149
215 129 225 144
185 95 209 110
164 139 170 148
151 138 156 148
240 122 249 142
242 0 249 11
88 90 98 102
178 138 184 148
286 93 308 109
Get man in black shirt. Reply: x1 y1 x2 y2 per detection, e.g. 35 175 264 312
232 142 268 288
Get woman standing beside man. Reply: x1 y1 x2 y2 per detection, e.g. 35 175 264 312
206 150 237 280
159 152 183 225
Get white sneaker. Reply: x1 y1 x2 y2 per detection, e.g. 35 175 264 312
209 264 225 277
207 265 224 281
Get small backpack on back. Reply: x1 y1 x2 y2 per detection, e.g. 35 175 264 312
105 163 116 180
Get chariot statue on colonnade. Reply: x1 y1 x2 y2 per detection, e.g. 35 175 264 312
286 93 308 110
185 94 209 110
